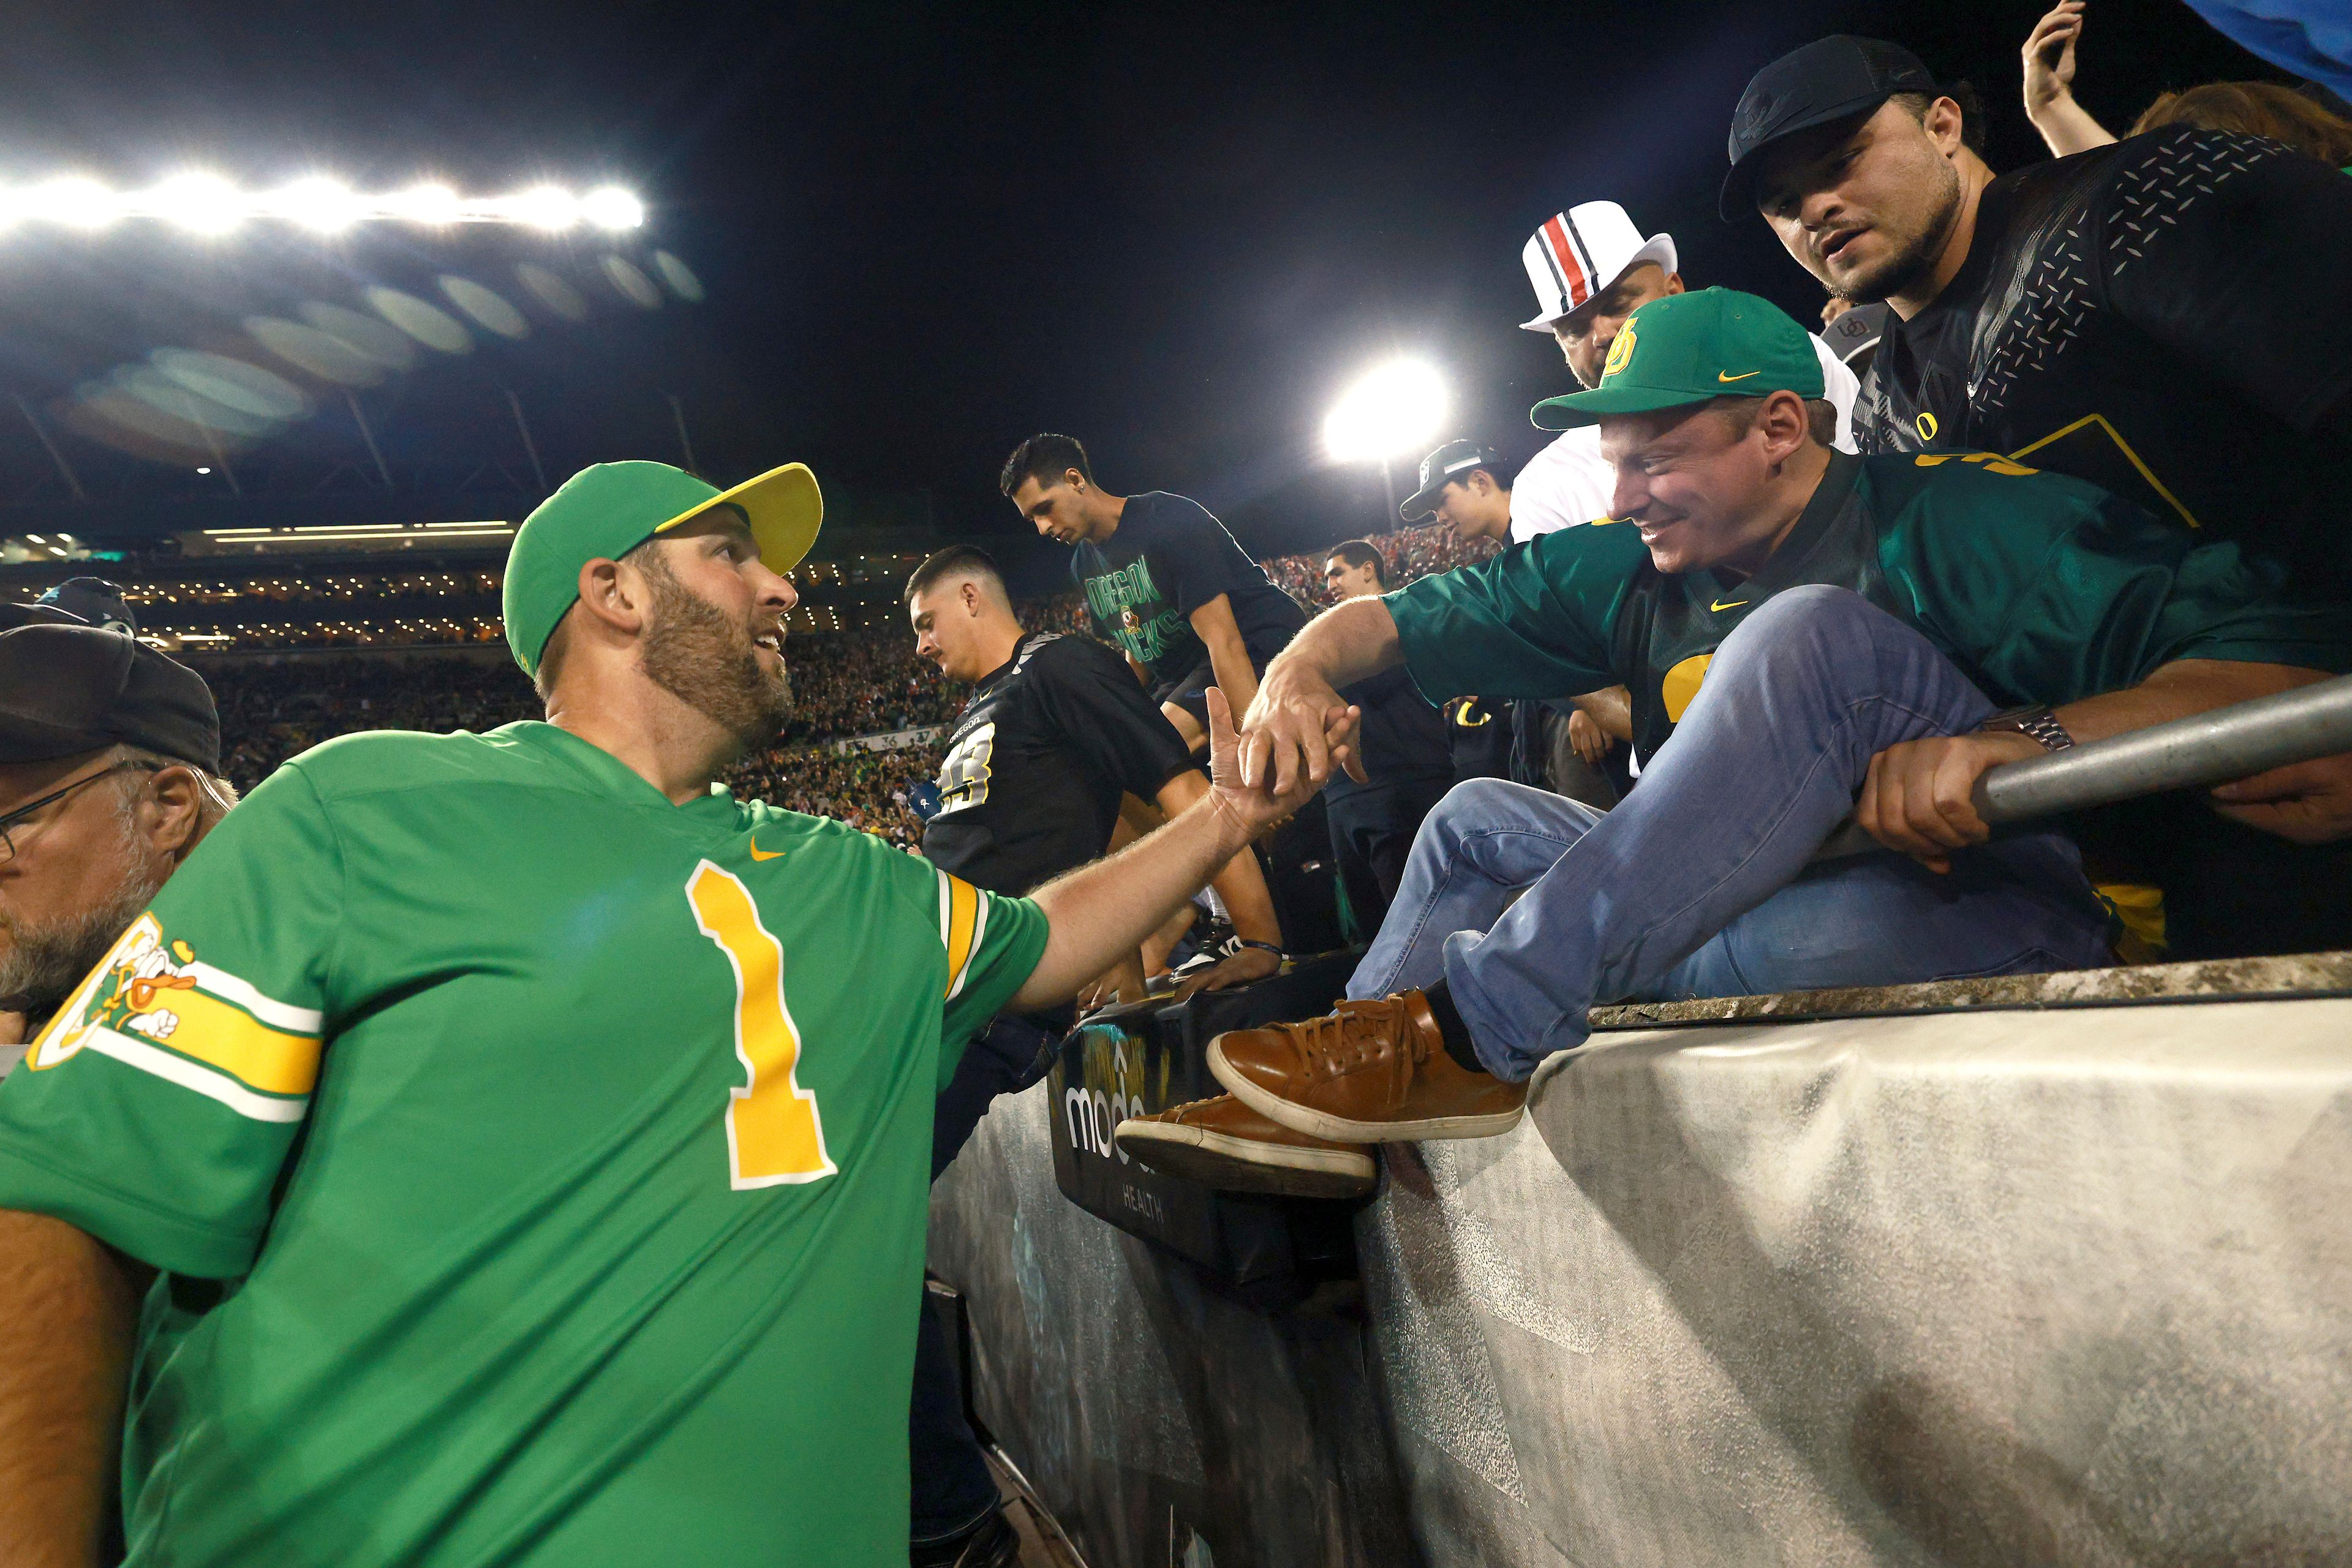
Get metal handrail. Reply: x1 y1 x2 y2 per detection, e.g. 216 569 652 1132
1813 674 2352 862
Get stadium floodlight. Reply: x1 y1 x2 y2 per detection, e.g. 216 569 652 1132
1323 359 1449 462
581 184 646 231
26 176 123 228
0 176 646 233
383 182 461 225
507 184 581 232
146 173 248 235
268 176 366 233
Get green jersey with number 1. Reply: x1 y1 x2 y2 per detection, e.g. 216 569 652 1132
0 721 1047 1567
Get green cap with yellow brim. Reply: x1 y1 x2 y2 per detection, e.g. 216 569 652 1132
502 459 823 677
1529 286 1824 432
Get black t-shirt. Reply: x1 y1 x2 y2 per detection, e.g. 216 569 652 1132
1857 126 2352 591
920 630 1197 896
1329 665 1454 802
1071 491 1308 687
1443 696 1512 783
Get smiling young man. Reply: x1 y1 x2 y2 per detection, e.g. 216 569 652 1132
0 459 1325 1567
1167 288 2351 1164
1003 432 1306 755
1729 33 2352 950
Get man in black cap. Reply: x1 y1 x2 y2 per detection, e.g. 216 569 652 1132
1723 32 2352 957
1316 541 1457 926
36 579 137 636
0 603 235 1060
1401 441 1627 802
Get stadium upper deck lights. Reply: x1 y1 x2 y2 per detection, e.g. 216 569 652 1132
0 176 646 234
1323 359 1449 462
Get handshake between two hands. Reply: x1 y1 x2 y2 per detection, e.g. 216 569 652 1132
1195 679 1365 841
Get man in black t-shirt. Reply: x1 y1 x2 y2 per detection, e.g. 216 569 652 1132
1001 433 1308 755
1724 34 2352 957
897 545 1357 1561
1316 541 1457 929
909 546 1290 995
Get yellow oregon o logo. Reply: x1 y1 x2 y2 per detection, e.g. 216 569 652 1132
1603 319 1638 380
1915 410 1939 442
1661 652 1713 722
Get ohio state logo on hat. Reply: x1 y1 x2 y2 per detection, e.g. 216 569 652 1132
1518 200 1679 333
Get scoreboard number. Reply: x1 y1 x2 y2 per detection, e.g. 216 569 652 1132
686 862 838 1189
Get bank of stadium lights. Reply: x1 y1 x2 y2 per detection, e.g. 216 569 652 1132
0 176 644 235
1323 360 1449 462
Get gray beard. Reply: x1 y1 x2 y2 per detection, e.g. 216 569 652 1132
638 573 794 753
0 867 165 1023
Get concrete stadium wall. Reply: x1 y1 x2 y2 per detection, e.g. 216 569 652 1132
930 986 2352 1566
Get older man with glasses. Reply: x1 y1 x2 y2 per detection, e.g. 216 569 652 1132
0 603 236 1067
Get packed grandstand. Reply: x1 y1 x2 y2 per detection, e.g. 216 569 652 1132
156 521 1496 847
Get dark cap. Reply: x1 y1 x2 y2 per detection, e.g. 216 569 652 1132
36 578 137 635
0 603 219 772
1400 440 1506 521
1721 36 1937 221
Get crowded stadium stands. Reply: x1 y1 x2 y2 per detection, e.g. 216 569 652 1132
7 7 2352 1566
48 522 1494 841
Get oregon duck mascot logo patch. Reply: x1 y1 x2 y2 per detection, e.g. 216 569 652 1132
1602 317 1639 380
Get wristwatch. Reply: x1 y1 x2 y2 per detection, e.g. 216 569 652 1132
1978 705 2075 752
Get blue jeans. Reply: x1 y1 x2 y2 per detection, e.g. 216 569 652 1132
1348 587 2117 1081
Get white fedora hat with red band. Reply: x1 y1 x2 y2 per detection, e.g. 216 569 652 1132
1518 201 1678 332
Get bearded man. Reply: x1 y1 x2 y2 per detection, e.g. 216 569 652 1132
0 459 1327 1568
1728 33 2352 952
0 603 236 1067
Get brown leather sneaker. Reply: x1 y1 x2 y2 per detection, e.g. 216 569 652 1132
1207 991 1527 1142
1114 1095 1376 1199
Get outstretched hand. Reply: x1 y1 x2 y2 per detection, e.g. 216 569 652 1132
2211 753 2352 843
1207 685 1346 839
1235 668 1363 799
2024 1 2085 115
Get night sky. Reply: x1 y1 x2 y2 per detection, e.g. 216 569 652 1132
0 1 2283 587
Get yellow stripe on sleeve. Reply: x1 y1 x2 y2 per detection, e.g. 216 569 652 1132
26 913 323 1115
939 872 981 1000
154 989 323 1097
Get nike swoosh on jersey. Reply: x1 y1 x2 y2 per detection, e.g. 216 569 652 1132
1717 370 1762 382
1711 598 1748 612
748 840 785 861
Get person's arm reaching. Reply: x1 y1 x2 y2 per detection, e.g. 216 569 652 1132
1567 685 1633 763
2022 2 2118 157
1188 594 1262 733
1858 658 2330 870
1153 769 1283 995
1011 690 1319 1010
0 1210 152 1568
1237 596 1400 796
2209 752 2352 842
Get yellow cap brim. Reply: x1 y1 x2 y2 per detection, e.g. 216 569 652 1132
654 461 823 573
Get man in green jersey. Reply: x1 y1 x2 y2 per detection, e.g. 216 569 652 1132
0 458 1327 1567
1164 289 2351 1167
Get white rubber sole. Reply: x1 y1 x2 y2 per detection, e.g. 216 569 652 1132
1208 1035 1527 1144
1114 1119 1375 1200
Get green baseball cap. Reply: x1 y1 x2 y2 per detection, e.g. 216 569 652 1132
1529 286 1823 431
502 459 823 676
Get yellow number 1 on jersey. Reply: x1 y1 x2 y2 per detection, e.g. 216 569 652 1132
686 862 837 1189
